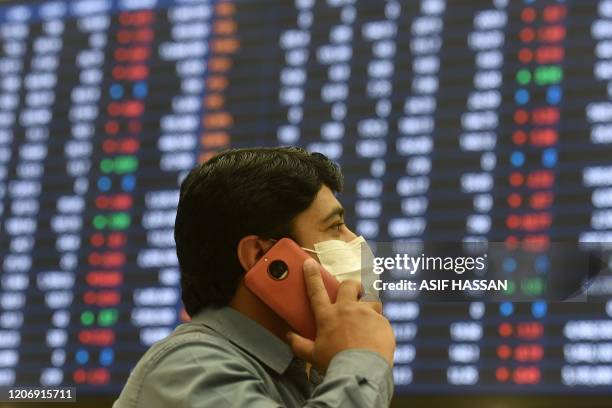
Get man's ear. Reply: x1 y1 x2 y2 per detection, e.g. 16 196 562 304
237 235 274 272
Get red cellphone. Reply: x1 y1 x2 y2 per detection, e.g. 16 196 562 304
244 238 339 340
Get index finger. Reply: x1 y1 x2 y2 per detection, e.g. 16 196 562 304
303 258 331 317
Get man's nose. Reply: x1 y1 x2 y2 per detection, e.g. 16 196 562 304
343 227 358 241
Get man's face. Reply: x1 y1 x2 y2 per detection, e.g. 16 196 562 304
291 185 357 253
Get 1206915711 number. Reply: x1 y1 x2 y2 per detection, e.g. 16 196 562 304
1 387 76 402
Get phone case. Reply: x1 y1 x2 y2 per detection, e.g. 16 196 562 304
244 238 339 340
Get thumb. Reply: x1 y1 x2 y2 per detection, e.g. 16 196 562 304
286 331 314 362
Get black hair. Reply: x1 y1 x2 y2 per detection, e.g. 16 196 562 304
174 146 343 317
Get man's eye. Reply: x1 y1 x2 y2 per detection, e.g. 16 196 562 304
331 222 345 231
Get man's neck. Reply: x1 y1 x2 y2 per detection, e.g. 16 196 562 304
229 281 291 342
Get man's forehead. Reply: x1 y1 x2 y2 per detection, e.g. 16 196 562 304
310 186 341 214
290 186 344 241
294 186 342 224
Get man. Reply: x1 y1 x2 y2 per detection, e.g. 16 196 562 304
114 147 396 407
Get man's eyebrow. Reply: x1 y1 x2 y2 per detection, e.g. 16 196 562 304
320 206 344 224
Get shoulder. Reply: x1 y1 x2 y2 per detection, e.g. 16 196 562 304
139 322 240 372
114 321 257 408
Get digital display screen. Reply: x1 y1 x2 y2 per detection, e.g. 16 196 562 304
0 0 611 395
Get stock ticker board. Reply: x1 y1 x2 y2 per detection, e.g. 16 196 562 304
0 0 611 395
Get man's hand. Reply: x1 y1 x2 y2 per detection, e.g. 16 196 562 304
287 258 396 372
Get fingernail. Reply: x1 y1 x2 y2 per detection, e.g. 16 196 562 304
304 258 317 268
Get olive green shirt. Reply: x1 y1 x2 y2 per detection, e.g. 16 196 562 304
113 306 393 407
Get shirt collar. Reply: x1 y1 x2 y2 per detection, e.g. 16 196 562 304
191 306 295 375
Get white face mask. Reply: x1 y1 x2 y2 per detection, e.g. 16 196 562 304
302 236 374 284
